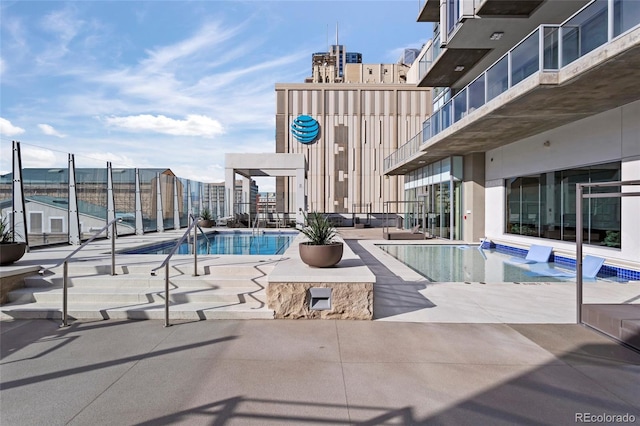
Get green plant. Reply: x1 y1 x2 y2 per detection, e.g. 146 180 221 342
603 230 621 248
0 215 17 243
297 212 338 245
200 207 213 221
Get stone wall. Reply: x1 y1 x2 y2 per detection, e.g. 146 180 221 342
267 282 373 320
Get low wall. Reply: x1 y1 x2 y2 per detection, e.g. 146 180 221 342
267 235 375 319
0 267 40 305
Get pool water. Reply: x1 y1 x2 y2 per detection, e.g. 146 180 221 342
378 244 617 283
124 231 297 255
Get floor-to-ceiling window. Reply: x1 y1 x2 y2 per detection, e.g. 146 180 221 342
404 156 463 240
505 161 621 247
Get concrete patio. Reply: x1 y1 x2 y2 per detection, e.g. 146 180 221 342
1 227 639 424
1 318 639 425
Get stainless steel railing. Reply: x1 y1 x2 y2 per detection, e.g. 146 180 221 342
195 221 211 254
150 213 203 327
39 217 122 327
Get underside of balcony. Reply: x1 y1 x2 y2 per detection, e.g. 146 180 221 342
476 0 544 17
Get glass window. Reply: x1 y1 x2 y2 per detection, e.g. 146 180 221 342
505 162 621 247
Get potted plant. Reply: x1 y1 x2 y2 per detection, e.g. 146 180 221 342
199 208 215 228
297 212 343 268
0 215 27 266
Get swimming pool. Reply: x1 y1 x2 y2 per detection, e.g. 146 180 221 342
378 244 618 283
123 231 297 255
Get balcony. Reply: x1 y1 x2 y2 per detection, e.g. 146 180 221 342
386 0 640 175
417 0 590 89
417 0 439 22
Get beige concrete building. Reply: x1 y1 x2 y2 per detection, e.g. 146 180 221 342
275 83 431 214
343 63 409 84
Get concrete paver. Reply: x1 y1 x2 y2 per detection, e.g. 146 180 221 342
1 319 639 425
1 227 639 424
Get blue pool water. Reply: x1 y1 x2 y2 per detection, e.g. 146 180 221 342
123 231 297 255
378 244 622 283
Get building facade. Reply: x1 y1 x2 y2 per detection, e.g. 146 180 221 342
385 0 640 265
308 45 362 83
275 82 432 214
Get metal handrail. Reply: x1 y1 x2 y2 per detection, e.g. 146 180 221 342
252 214 261 235
39 217 122 327
195 221 211 253
150 213 202 327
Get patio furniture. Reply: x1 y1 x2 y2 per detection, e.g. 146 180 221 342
508 244 553 264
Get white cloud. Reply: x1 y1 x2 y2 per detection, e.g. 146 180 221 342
80 152 138 168
0 117 25 136
142 21 242 72
38 124 66 138
36 8 84 64
21 147 59 168
0 57 5 76
104 114 224 137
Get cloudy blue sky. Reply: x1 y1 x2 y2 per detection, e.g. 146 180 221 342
0 1 430 191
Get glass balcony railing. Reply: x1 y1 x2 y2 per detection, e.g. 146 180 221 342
385 0 640 173
1 141 239 248
418 33 441 82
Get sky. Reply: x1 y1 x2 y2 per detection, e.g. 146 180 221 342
0 0 430 192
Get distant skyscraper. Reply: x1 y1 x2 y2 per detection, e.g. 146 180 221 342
399 48 420 65
309 45 362 83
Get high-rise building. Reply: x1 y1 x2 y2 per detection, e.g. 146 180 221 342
385 0 640 267
308 45 362 83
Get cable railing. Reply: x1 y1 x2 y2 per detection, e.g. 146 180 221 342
385 0 640 173
39 217 122 327
150 213 203 327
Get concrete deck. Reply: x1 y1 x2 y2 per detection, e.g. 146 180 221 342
1 227 639 424
2 226 638 324
1 319 639 425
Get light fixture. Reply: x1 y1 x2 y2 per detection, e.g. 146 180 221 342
454 65 465 72
490 32 504 41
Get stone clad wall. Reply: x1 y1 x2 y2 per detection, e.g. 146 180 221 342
267 234 376 320
267 282 373 320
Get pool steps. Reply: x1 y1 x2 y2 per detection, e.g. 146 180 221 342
0 259 276 320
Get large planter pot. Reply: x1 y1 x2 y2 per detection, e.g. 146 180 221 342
199 220 216 228
299 242 344 268
0 242 27 266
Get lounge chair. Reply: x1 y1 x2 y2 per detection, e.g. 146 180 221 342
508 244 553 264
529 255 606 279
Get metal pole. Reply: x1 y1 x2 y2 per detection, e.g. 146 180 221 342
193 216 198 277
111 221 116 276
62 261 68 327
576 184 583 324
164 263 170 327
